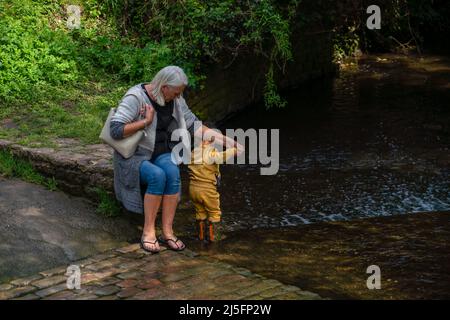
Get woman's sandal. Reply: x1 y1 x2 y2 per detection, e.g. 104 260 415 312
140 238 160 254
158 235 186 251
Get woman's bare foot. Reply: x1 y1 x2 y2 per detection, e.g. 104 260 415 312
159 234 185 251
141 235 160 253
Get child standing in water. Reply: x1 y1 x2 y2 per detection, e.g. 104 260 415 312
188 136 238 242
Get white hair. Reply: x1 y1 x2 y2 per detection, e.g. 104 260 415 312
150 66 188 106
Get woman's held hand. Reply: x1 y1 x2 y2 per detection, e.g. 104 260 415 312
140 103 155 123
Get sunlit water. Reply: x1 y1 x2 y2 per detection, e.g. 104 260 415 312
180 53 450 233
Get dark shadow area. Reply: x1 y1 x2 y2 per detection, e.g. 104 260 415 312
0 177 141 283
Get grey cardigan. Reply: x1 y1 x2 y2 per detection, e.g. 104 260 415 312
110 83 199 214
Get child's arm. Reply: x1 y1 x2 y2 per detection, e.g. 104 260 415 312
205 147 237 164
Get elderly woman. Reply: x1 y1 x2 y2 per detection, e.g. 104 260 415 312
110 66 238 253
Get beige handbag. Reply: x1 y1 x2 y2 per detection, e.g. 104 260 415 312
99 107 146 159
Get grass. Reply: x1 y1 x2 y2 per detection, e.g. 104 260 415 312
0 149 58 190
0 149 121 217
93 187 122 217
0 78 129 148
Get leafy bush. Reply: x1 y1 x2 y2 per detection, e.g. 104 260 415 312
0 0 300 108
0 0 79 100
104 0 300 108
333 28 360 63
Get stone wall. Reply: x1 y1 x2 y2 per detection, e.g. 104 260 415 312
0 139 114 201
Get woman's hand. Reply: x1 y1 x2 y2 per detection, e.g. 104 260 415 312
123 104 155 137
141 104 155 123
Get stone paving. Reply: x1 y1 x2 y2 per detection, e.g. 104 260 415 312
0 243 322 300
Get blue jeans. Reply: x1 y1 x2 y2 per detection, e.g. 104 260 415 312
139 153 180 195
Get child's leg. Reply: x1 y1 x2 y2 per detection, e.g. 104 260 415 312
203 188 224 241
203 188 221 223
189 185 208 240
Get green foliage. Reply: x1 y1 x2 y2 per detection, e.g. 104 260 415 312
0 150 58 190
93 187 122 217
333 29 360 63
329 0 450 54
80 38 174 83
0 0 79 101
104 0 300 108
0 0 300 130
264 63 286 109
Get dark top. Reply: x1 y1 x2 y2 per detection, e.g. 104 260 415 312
141 84 176 161
109 84 197 160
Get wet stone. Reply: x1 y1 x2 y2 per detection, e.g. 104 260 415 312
117 260 146 270
296 291 322 300
74 294 99 300
216 293 242 300
43 290 78 300
81 272 101 284
116 271 142 280
117 279 139 288
84 268 122 282
94 285 121 296
12 293 40 300
136 278 163 290
213 274 249 285
10 274 43 287
39 266 67 277
35 283 68 298
268 292 306 300
0 286 37 299
165 282 187 291
115 244 141 254
132 289 162 300
116 287 143 299
121 251 146 260
200 268 234 279
85 257 129 271
256 287 288 299
160 272 193 283
95 277 121 287
235 285 269 298
97 295 120 300
0 284 14 291
31 275 67 289
180 249 200 258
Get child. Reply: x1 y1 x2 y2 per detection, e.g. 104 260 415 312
188 136 237 242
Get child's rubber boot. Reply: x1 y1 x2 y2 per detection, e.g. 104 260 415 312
197 219 207 241
208 221 226 242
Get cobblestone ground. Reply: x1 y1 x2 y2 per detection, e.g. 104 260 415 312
0 243 322 300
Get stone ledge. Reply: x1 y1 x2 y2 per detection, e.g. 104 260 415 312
0 138 114 201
